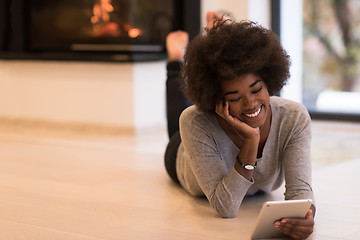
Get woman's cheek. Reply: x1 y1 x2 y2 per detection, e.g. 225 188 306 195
228 104 239 117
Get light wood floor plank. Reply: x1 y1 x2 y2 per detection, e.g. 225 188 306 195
0 121 359 239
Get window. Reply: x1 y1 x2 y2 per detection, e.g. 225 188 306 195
278 0 360 120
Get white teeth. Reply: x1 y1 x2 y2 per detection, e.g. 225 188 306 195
244 106 262 118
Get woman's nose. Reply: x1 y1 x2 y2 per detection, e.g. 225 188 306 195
242 95 256 109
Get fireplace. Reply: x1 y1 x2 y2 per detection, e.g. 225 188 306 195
0 0 200 62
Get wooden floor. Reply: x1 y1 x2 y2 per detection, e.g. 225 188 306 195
0 120 359 240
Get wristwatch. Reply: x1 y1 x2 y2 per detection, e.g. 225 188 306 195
236 156 257 170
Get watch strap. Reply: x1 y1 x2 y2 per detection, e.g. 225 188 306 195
236 155 257 170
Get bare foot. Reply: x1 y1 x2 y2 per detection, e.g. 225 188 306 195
206 11 222 29
166 31 189 62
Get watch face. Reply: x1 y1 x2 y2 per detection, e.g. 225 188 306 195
245 165 255 170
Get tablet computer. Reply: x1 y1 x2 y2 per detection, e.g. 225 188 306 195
251 199 312 239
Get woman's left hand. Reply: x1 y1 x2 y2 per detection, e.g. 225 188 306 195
273 209 315 240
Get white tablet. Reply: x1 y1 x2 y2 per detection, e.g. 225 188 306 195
251 199 312 239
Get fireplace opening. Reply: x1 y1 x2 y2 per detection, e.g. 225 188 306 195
0 0 200 62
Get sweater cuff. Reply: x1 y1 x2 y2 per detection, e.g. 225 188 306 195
228 167 254 190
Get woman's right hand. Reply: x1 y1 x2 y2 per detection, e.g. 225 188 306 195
215 101 260 142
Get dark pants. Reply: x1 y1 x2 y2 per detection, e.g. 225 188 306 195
164 131 182 184
164 62 191 184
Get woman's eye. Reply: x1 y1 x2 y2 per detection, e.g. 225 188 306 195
252 86 263 94
229 97 241 102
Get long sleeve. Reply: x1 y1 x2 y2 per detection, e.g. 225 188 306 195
178 107 253 218
281 103 314 201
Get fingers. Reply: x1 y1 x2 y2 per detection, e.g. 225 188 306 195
306 209 314 219
282 210 314 227
274 210 315 240
215 101 239 127
215 100 228 118
216 100 235 122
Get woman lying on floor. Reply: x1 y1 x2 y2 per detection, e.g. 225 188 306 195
164 12 316 240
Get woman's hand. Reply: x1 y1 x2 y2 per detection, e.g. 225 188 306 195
273 209 315 240
215 101 260 142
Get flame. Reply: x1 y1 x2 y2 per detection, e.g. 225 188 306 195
91 0 114 24
128 28 142 38
91 0 119 36
90 0 143 38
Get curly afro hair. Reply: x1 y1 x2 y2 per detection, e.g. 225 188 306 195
181 20 291 113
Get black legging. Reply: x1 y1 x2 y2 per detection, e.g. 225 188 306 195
164 62 191 184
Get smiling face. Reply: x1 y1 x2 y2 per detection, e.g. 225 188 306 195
221 73 271 128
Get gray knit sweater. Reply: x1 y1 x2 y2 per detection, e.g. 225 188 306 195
176 96 314 218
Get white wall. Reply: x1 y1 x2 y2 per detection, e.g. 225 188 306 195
0 60 166 133
133 61 166 131
248 0 271 28
201 0 270 28
201 0 248 27
279 0 303 103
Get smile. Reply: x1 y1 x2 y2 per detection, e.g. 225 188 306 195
243 105 262 118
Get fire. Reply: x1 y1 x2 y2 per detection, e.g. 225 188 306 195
91 0 118 36
90 0 142 38
92 0 113 23
128 28 142 38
